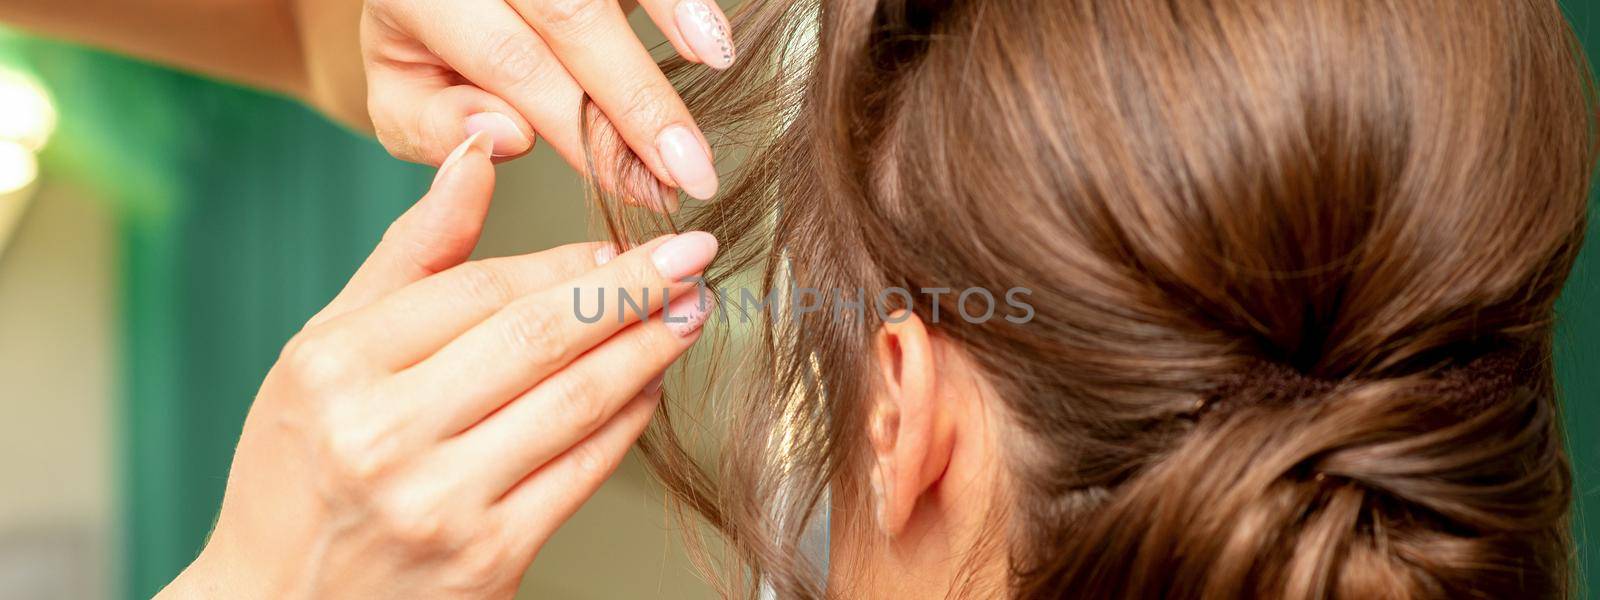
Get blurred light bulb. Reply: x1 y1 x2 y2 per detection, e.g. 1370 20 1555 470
0 140 38 194
0 68 56 151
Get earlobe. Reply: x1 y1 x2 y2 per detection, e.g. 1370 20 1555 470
867 402 900 535
868 312 954 538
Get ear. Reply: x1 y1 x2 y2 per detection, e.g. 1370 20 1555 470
868 311 956 537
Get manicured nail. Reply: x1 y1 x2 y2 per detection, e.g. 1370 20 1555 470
675 0 735 70
434 131 491 185
663 289 716 337
595 244 619 266
656 125 718 200
463 112 530 157
650 231 719 281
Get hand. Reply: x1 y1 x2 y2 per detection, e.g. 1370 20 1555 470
158 134 719 599
360 0 734 201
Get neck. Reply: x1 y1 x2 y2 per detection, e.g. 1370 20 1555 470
831 405 1010 598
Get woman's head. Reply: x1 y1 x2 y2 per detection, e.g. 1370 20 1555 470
593 0 1596 597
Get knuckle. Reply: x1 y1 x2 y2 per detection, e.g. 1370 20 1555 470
556 379 610 431
611 82 673 132
450 262 518 307
619 253 664 289
323 421 396 484
528 0 605 31
280 330 361 388
378 499 459 551
569 438 615 477
481 33 557 91
503 303 566 364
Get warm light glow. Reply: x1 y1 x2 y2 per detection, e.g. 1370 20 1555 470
0 140 38 195
0 68 56 152
0 65 47 253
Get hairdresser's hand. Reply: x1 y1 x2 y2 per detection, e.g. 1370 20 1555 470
158 134 717 599
361 0 732 200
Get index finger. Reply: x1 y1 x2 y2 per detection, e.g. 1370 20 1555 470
307 240 616 372
509 0 720 199
390 231 718 435
634 0 736 70
306 132 498 328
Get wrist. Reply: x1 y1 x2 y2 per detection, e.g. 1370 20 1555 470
289 0 374 132
156 550 228 600
157 542 278 600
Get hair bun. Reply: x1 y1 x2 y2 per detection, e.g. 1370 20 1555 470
1024 345 1567 599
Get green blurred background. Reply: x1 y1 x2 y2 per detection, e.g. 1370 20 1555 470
0 3 1593 600
0 9 711 599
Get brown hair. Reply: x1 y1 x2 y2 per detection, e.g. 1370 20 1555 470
587 0 1599 597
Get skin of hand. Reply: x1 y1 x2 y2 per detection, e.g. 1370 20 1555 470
156 133 721 599
360 0 734 200
0 0 733 192
293 0 376 131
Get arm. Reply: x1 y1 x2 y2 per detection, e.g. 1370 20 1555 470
0 0 371 130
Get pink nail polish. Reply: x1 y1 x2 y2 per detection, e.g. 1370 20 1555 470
663 290 715 337
675 0 736 70
656 125 719 200
650 231 719 281
463 112 530 157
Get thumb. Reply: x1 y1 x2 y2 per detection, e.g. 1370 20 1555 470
370 70 536 164
308 132 498 327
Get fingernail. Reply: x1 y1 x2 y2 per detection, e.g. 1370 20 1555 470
463 112 530 157
656 125 718 200
675 0 736 70
595 244 619 266
434 131 491 185
663 290 716 337
650 231 719 281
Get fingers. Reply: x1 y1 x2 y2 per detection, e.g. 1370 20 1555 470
440 290 712 498
319 241 616 370
362 12 536 163
393 232 718 435
307 133 497 327
367 0 731 201
636 0 736 70
368 67 537 164
507 0 720 199
494 386 662 547
372 0 591 165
